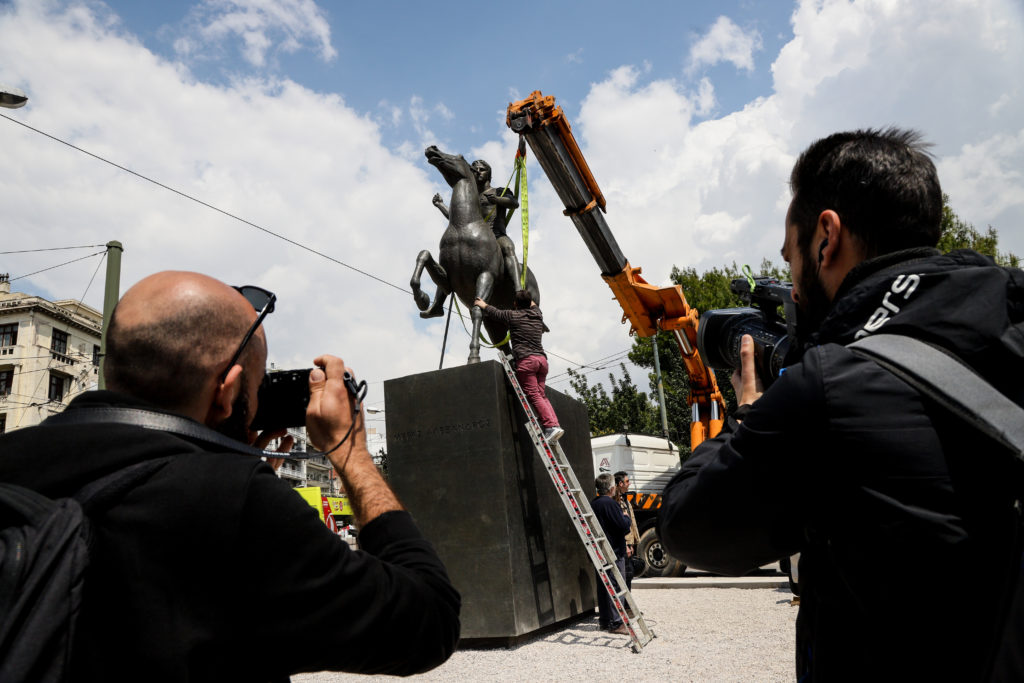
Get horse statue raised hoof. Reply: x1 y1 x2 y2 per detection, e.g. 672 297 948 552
411 145 540 364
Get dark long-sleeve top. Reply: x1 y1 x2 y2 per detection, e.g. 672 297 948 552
480 305 546 363
0 390 461 682
591 493 630 559
657 248 1024 681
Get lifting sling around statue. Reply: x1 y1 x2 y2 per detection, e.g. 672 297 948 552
412 145 540 364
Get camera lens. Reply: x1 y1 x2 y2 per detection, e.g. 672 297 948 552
697 309 793 387
697 308 762 370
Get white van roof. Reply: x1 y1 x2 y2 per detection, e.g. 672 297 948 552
590 433 679 451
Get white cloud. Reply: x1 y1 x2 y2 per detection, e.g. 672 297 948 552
0 0 442 397
938 129 1024 230
524 0 1024 397
175 0 336 67
687 16 763 74
694 77 716 116
2 0 1023 433
434 102 455 122
566 48 584 64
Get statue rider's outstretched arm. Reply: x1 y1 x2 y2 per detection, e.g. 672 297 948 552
432 193 450 220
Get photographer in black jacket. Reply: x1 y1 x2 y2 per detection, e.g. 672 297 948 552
658 129 1024 681
0 271 460 681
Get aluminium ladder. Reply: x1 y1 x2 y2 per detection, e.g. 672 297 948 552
496 351 655 652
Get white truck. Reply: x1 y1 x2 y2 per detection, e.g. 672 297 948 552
591 433 688 577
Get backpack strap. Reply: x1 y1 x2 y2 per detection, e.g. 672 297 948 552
847 334 1024 457
48 406 309 460
848 333 1024 681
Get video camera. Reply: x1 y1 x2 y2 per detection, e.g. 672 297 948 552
250 368 368 431
696 276 801 389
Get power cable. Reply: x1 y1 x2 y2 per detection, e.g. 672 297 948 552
546 348 633 381
0 245 106 254
9 250 106 283
0 113 409 295
547 360 633 388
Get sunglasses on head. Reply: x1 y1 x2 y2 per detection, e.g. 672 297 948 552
221 285 276 381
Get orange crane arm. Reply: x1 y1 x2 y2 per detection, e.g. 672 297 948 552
507 91 725 448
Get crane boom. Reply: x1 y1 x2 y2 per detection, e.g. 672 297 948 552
506 91 725 448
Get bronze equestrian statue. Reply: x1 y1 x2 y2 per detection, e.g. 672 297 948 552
412 145 540 364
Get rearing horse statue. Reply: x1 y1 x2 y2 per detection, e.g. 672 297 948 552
411 145 540 364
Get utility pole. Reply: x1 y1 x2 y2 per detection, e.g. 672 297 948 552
98 241 122 389
651 334 672 449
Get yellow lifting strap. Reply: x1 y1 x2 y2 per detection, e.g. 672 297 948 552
516 143 529 289
487 138 530 289
465 137 531 349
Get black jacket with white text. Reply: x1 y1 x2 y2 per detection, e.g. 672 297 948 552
659 248 1024 680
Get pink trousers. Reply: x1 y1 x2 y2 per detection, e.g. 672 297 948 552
516 354 559 428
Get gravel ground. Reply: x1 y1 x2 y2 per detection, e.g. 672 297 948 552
294 585 799 682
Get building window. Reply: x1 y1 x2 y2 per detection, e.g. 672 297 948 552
48 372 67 402
0 368 11 396
51 329 68 355
50 329 75 365
0 323 16 347
93 344 101 366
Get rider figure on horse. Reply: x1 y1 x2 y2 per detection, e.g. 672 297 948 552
433 158 523 292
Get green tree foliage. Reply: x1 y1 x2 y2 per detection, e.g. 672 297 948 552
938 195 1019 267
567 363 658 437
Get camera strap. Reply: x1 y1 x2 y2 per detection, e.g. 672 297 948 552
847 334 1024 458
48 406 310 460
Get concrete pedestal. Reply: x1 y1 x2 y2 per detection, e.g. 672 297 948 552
384 360 596 643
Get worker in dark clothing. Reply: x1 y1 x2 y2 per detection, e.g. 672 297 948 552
658 128 1024 681
592 472 630 635
474 290 563 442
0 271 460 681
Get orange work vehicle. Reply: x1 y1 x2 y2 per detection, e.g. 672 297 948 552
506 91 726 450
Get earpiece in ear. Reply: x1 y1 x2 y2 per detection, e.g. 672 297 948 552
817 238 829 263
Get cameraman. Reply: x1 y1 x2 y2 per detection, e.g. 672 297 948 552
658 129 1024 681
0 271 460 681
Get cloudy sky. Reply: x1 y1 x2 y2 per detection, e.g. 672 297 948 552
2 0 1022 430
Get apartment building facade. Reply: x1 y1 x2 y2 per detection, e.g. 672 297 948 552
0 274 103 433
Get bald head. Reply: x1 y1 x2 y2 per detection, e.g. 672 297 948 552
104 271 266 415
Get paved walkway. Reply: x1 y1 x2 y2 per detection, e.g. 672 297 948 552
633 574 788 590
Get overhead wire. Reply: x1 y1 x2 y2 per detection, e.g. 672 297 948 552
0 112 410 295
1 245 106 254
547 348 634 381
546 354 635 388
9 250 106 283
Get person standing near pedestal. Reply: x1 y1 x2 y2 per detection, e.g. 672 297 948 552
614 471 641 588
474 290 563 443
592 473 630 634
